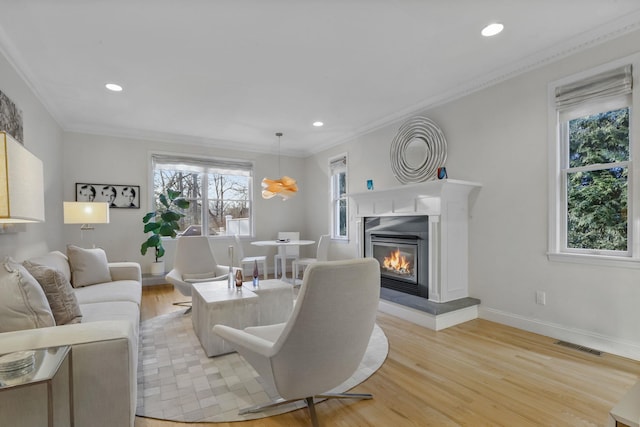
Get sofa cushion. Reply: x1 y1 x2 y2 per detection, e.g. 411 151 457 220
74 280 142 306
67 245 112 287
0 258 55 332
22 260 83 325
26 251 72 283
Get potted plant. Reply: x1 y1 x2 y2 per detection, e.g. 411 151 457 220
141 189 190 275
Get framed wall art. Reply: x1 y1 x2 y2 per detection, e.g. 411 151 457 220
76 183 140 208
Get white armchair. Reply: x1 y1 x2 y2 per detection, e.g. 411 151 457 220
165 236 229 311
213 258 381 427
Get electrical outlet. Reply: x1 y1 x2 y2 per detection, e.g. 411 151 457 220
536 290 546 305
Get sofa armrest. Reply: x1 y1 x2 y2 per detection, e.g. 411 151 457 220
109 261 142 283
0 321 137 427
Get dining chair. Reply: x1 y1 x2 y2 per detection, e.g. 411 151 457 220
274 231 299 280
213 258 380 427
234 234 268 280
292 234 330 283
165 236 229 313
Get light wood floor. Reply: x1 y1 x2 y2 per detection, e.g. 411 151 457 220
136 285 640 427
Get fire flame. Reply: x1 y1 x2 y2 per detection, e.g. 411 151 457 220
383 248 411 274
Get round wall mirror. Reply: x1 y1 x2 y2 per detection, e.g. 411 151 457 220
404 138 429 169
390 116 447 184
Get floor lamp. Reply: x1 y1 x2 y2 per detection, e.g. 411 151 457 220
63 202 110 246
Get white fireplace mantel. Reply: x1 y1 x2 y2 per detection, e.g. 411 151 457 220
348 179 482 303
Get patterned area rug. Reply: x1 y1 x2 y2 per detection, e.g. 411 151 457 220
136 311 389 422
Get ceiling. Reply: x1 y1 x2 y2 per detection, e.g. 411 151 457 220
1 1 640 157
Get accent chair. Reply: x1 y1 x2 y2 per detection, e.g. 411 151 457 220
213 257 381 427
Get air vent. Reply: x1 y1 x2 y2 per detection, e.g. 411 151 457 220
555 340 602 356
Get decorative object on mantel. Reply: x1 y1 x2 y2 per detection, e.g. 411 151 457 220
0 132 45 229
437 167 448 179
261 132 298 200
0 89 23 144
390 116 447 184
141 189 190 275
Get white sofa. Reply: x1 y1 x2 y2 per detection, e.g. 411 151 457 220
0 250 141 427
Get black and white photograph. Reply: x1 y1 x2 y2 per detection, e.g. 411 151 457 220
0 89 23 144
76 183 140 208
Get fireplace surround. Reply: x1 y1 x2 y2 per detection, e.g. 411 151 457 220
349 179 481 303
349 179 482 330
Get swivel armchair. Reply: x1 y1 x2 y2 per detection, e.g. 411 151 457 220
165 236 229 312
213 258 380 427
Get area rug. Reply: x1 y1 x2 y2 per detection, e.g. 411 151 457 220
136 311 389 422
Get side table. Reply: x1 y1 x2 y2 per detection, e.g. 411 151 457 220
0 345 73 427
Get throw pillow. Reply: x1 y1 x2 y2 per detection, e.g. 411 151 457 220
0 257 55 333
23 260 82 325
67 245 112 288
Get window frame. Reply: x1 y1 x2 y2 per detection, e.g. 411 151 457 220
149 152 255 238
329 153 348 241
548 55 640 267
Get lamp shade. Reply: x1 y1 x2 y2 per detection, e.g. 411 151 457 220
0 132 45 223
63 202 110 225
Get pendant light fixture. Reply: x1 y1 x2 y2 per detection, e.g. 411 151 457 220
261 132 298 200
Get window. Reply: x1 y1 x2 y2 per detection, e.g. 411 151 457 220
152 154 253 237
549 62 636 263
330 155 348 239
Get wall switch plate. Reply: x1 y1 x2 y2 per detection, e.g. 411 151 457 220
536 290 546 305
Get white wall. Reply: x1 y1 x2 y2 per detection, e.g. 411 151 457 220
304 29 640 360
0 50 64 260
62 132 307 273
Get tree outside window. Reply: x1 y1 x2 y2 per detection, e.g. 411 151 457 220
152 155 252 236
565 109 629 252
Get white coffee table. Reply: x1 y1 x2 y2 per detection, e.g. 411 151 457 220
191 279 295 357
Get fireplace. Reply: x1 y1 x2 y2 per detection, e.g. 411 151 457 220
364 215 428 298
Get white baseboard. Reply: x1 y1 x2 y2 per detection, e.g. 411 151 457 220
479 307 640 361
378 299 478 331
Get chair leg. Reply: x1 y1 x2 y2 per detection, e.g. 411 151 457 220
316 392 373 401
172 301 192 314
305 397 320 427
238 397 299 415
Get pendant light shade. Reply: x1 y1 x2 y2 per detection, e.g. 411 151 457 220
261 132 298 200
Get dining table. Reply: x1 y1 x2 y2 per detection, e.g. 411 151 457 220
251 239 315 282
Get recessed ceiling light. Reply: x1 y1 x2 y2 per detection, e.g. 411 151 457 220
105 83 123 92
313 121 324 127
481 23 504 37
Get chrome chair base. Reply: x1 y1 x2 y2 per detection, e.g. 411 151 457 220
239 393 373 427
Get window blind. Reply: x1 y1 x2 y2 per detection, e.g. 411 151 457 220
555 64 632 111
329 155 347 175
152 154 253 176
